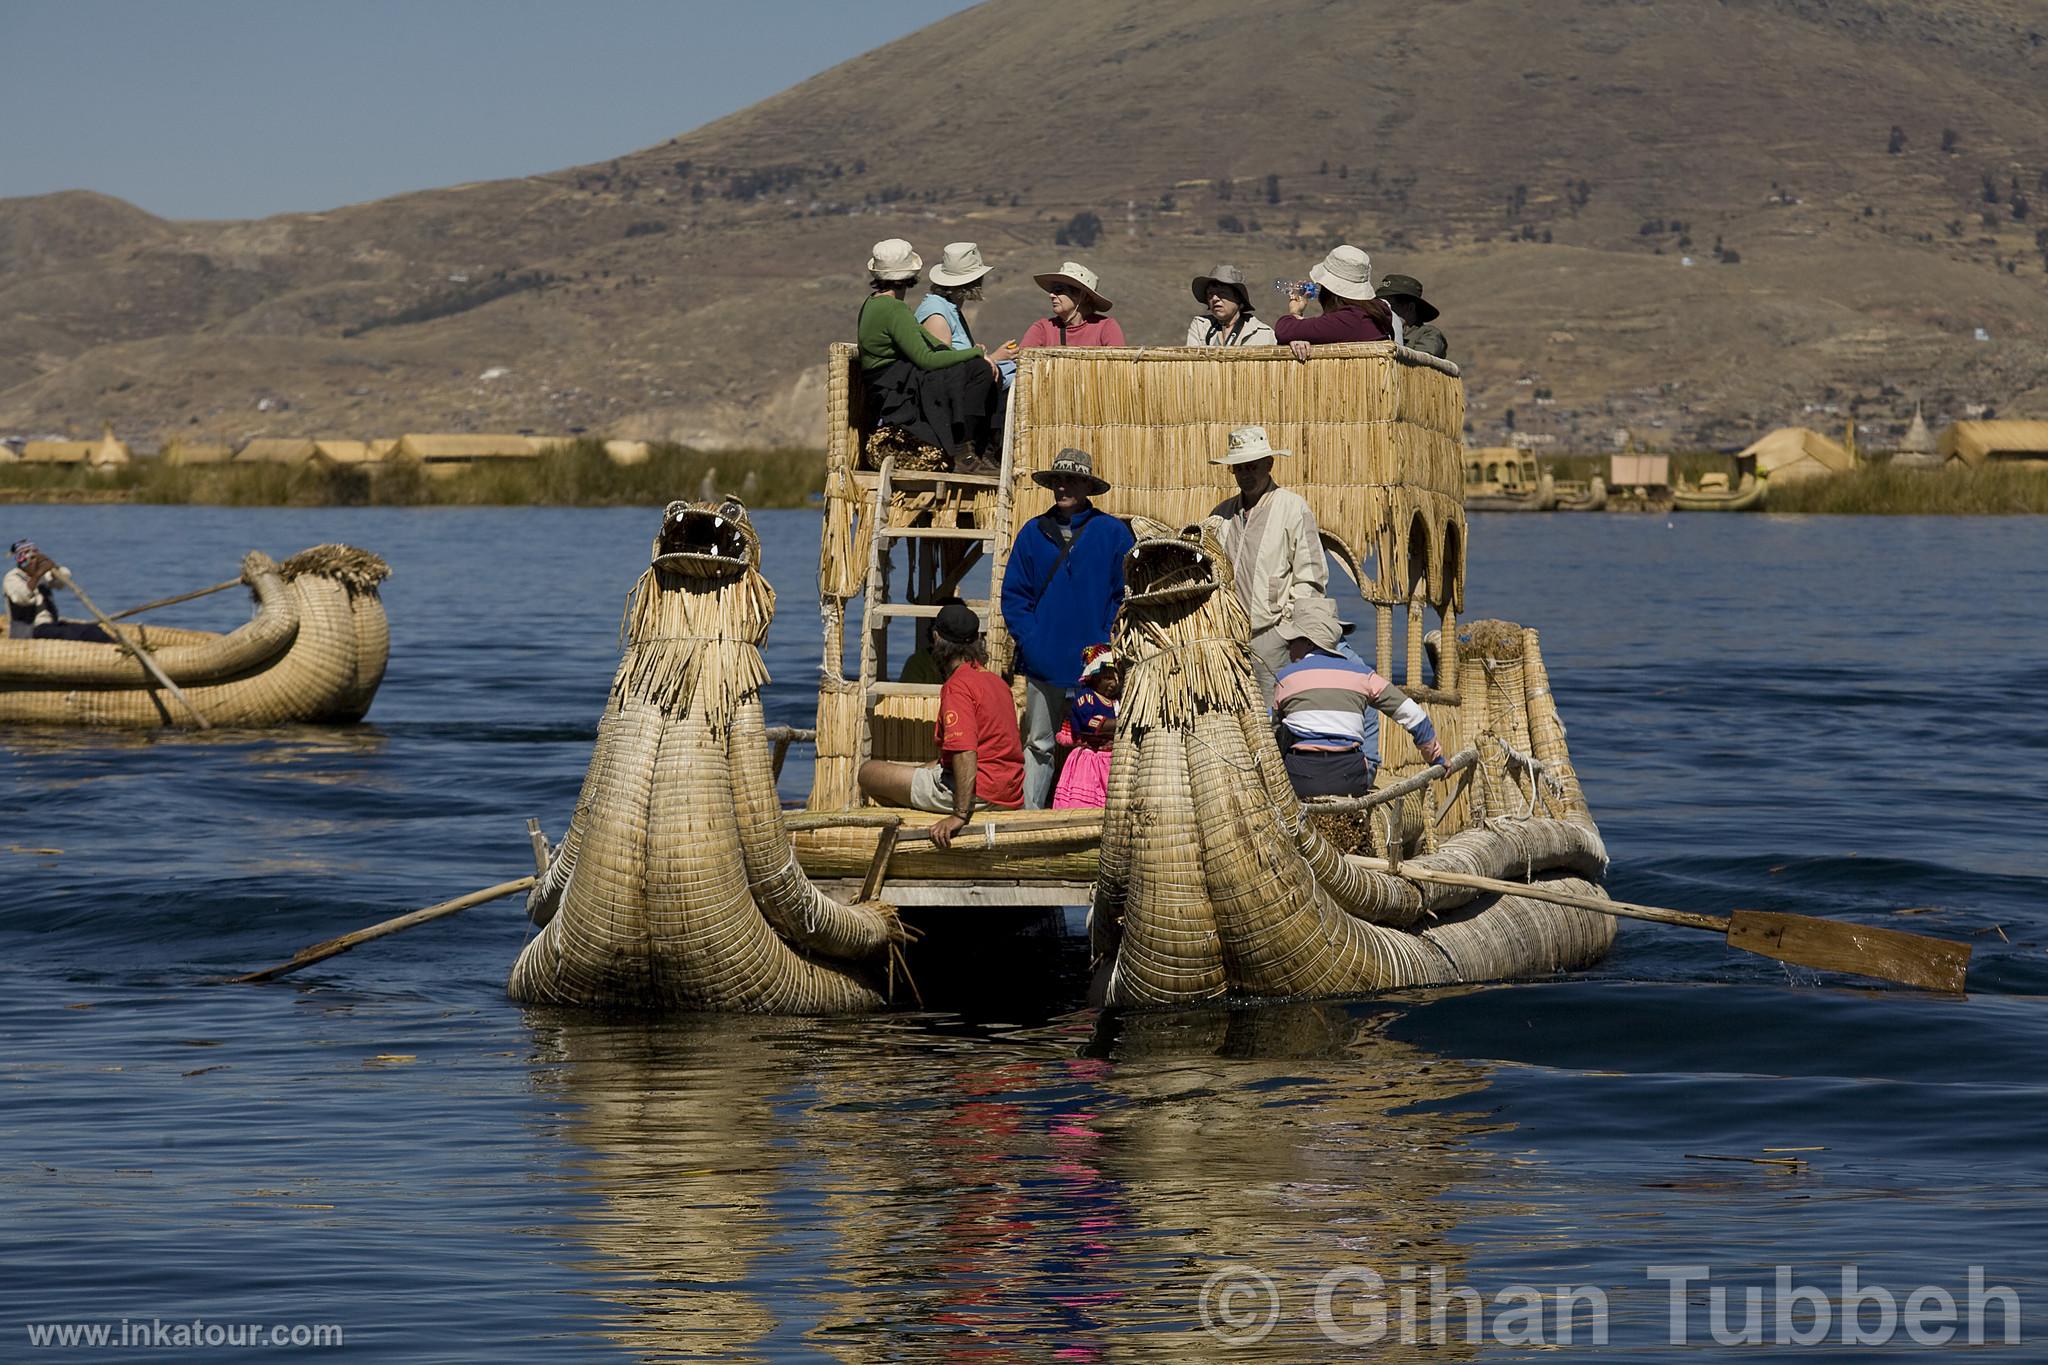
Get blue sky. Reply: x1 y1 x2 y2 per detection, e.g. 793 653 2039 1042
0 0 979 221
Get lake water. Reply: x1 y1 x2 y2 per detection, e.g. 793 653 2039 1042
4 506 2044 1360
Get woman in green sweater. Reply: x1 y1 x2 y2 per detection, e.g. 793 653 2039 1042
859 239 1005 470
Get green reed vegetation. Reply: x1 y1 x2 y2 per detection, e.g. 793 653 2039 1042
0 441 826 509
1761 463 2048 515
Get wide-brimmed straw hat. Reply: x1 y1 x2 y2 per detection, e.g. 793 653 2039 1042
930 241 991 287
1280 596 1351 652
1032 261 1113 313
867 238 924 281
1032 447 1111 496
1375 273 1440 323
1211 425 1292 466
1191 264 1253 309
1308 244 1374 301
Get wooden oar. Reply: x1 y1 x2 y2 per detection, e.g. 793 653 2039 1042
1354 857 1970 993
106 577 242 622
1302 749 1478 814
51 567 212 730
230 876 536 984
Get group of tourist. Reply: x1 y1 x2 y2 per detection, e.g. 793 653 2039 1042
855 238 1449 475
855 427 1446 845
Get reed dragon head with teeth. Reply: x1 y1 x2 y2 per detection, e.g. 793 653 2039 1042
613 497 776 725
1112 516 1261 728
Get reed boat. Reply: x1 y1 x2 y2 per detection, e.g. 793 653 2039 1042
511 343 1617 1013
1673 456 1767 511
1554 474 1608 511
0 544 390 728
1462 450 1556 511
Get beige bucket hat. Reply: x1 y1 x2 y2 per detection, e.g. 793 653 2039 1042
1032 260 1113 313
867 238 924 281
1280 596 1352 651
1308 244 1374 301
930 241 991 287
1211 424 1293 466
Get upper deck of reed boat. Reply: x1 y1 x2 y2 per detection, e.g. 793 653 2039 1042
797 340 1491 898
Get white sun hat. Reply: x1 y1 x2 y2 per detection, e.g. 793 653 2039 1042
867 238 924 281
1031 260 1113 312
1211 425 1294 465
929 241 991 287
1308 244 1374 301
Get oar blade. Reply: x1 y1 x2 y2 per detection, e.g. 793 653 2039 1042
1727 910 1971 994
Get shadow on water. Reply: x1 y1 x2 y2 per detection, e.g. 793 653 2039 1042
522 1000 1506 1361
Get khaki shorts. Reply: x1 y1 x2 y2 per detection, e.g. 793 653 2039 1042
909 762 964 815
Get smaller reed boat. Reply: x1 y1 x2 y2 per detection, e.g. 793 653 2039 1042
1553 474 1607 511
1673 457 1766 511
1463 450 1556 511
0 544 391 728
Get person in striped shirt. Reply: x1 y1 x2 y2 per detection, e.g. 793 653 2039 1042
1273 597 1446 798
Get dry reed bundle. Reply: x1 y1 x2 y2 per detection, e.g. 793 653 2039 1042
0 546 389 727
1095 522 1612 1005
511 499 902 1013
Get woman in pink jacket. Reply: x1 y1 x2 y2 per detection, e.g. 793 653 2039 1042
1021 262 1125 348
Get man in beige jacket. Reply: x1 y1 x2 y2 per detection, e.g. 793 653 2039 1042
1204 426 1327 706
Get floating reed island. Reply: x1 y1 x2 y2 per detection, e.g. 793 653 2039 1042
507 341 1635 1013
0 544 390 728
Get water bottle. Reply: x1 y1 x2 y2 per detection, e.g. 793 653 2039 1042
1272 279 1319 299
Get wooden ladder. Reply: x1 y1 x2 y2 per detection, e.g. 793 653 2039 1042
854 451 1016 773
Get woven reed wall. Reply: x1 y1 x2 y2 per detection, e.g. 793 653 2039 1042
1005 344 1466 611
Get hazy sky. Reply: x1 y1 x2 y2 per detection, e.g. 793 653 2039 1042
0 0 979 221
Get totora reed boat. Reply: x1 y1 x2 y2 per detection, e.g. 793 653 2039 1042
512 342 1617 1013
0 544 390 728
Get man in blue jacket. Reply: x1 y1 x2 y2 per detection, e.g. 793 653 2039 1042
1000 448 1135 807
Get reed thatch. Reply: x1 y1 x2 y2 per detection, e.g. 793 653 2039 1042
511 498 904 1013
1738 427 1853 484
1091 519 1612 1005
0 546 390 727
235 437 318 465
160 439 236 467
1939 419 2048 468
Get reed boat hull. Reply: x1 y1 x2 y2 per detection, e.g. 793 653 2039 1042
1672 477 1765 511
1463 491 1557 511
0 546 389 728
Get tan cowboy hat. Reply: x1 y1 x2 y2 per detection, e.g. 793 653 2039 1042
1308 244 1374 301
867 238 923 281
1031 447 1112 496
1211 425 1293 466
930 241 991 287
1032 260 1113 313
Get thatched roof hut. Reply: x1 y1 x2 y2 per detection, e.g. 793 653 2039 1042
0 441 19 465
90 431 132 468
390 433 540 478
235 437 318 465
604 439 651 467
309 439 374 466
160 439 235 466
1939 420 2048 469
20 440 96 466
1738 427 1852 484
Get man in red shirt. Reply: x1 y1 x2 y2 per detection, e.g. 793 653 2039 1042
857 602 1025 847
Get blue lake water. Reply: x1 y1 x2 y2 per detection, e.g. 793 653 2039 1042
3 505 2045 1360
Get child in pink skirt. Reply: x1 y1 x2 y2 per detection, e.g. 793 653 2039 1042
1052 645 1121 809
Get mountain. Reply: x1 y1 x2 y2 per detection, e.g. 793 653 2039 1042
5 0 2047 452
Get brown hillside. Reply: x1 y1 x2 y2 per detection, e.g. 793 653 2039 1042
3 0 2047 452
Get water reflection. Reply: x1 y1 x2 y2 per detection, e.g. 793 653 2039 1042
527 1002 1503 1360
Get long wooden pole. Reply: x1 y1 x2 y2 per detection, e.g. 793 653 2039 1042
1353 856 1970 993
106 577 242 621
1301 749 1477 815
53 567 211 729
230 876 536 984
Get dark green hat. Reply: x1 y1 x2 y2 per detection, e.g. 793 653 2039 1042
1375 273 1439 324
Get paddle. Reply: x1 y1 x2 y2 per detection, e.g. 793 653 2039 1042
51 566 212 730
106 577 242 622
230 877 536 984
1353 857 1970 994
